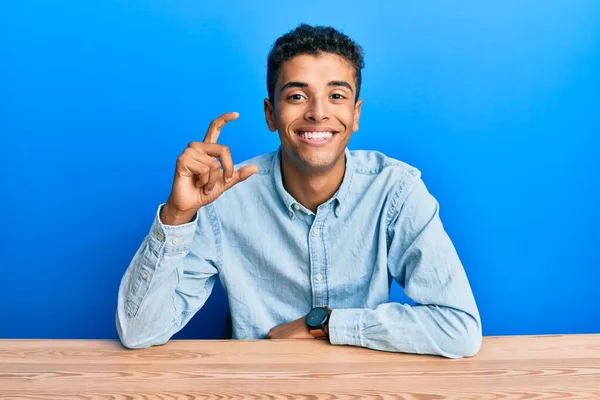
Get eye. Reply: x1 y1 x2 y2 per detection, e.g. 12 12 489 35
288 94 306 101
330 93 346 100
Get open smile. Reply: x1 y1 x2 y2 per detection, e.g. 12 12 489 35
294 128 338 146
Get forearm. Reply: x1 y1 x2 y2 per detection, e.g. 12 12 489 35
116 244 183 349
329 302 481 358
116 204 217 349
160 202 197 226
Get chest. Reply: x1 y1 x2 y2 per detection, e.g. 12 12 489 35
219 203 391 308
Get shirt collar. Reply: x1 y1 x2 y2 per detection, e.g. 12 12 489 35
272 147 355 219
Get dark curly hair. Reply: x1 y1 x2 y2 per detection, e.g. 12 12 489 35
267 24 364 104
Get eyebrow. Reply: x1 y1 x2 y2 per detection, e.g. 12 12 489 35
280 80 354 93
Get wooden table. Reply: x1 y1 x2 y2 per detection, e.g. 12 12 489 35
1 335 599 399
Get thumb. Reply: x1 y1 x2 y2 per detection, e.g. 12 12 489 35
226 165 258 189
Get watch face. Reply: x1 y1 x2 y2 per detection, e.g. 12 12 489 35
306 307 329 329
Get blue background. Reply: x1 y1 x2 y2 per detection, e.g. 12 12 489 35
1 1 599 339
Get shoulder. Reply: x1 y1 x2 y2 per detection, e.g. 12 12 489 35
350 149 421 180
349 150 431 221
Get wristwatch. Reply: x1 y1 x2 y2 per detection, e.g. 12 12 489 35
305 306 331 339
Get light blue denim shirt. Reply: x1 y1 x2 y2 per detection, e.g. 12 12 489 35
116 148 482 358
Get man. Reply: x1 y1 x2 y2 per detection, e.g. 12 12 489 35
116 24 482 358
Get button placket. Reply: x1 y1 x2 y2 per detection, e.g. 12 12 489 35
315 205 334 307
309 214 327 307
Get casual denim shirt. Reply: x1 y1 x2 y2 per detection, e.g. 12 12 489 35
116 148 482 358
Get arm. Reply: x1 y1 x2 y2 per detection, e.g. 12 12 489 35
115 204 220 349
116 112 257 349
328 178 482 358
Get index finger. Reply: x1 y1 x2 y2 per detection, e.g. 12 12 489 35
203 112 239 143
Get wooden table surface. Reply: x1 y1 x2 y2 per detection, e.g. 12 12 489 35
0 335 599 399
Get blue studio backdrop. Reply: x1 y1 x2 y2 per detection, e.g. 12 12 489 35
1 1 599 339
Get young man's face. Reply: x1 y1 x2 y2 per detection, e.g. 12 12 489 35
265 53 362 173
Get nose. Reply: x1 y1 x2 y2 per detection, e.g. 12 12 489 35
304 97 329 122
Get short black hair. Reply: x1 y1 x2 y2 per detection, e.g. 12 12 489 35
267 24 364 104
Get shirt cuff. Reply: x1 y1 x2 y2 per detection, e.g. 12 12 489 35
328 308 365 347
147 204 198 254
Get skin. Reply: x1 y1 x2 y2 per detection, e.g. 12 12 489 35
162 52 362 340
266 315 314 340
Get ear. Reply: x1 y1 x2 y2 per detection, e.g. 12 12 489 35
352 99 363 132
264 98 277 132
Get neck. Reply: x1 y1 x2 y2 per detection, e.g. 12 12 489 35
280 151 346 213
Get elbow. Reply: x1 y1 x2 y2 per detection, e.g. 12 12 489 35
439 311 483 358
115 309 153 350
118 332 151 350
450 328 482 358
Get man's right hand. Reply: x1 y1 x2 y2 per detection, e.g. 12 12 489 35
161 112 258 225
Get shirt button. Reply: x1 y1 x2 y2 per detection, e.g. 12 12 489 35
294 204 300 210
156 232 164 242
142 272 148 280
289 211 294 218
315 273 323 281
171 237 181 245
312 228 320 236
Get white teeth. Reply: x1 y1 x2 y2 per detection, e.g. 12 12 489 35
297 131 334 141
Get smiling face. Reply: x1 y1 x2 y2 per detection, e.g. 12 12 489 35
264 52 363 173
